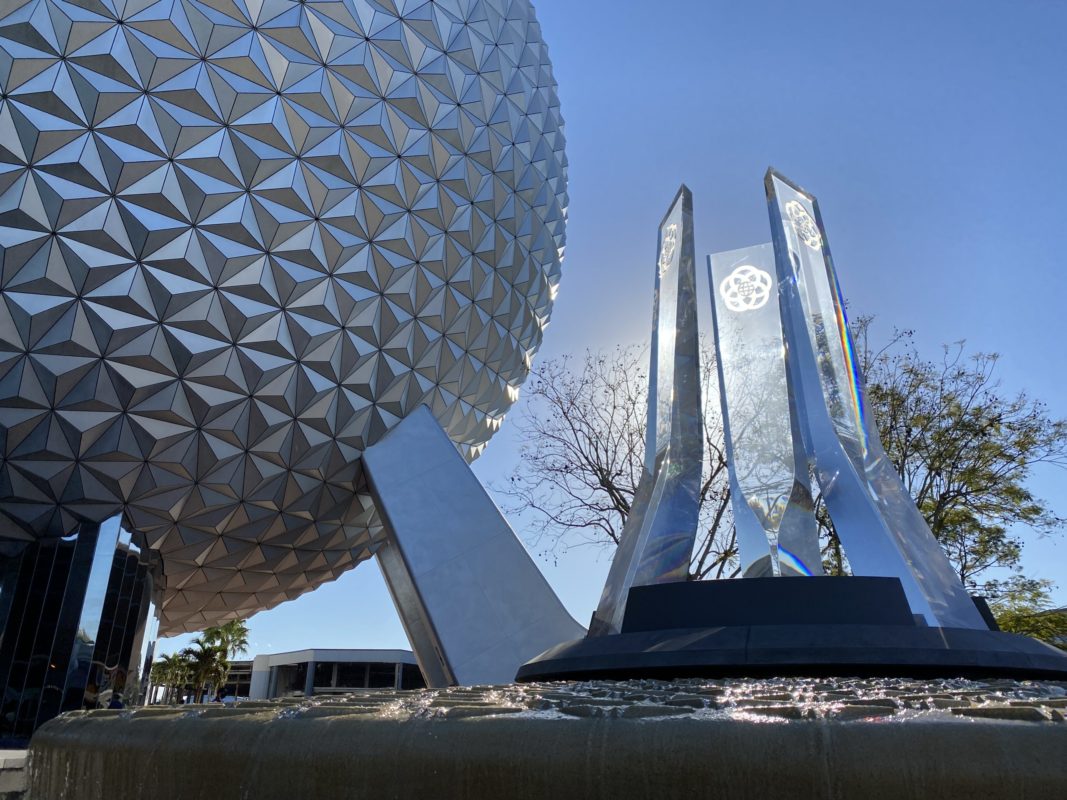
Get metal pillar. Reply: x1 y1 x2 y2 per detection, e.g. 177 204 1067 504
363 405 585 686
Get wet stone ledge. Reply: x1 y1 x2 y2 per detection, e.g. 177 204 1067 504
28 678 1067 800
201 675 1067 723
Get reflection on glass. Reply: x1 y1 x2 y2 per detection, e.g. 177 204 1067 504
0 515 161 740
81 522 156 711
275 662 308 696
65 517 121 715
591 185 703 635
709 244 823 578
766 169 985 629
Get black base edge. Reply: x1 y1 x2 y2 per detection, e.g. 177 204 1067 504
515 624 1067 683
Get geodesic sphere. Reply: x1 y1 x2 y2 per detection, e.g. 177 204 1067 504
0 0 566 632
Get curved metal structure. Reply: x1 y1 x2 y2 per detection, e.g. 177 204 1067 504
0 0 567 633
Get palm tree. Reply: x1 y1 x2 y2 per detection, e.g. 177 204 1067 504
204 619 250 661
181 638 229 703
150 652 192 704
202 619 250 699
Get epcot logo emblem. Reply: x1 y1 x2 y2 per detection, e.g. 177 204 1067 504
786 200 823 249
720 265 773 312
658 224 678 275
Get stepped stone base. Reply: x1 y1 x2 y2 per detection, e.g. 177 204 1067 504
29 679 1067 800
0 751 25 800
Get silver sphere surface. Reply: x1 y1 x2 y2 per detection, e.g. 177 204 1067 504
0 0 567 632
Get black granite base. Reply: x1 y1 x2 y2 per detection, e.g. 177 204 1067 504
621 576 918 630
517 579 1067 682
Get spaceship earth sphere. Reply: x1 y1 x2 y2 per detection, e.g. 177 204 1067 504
0 0 567 632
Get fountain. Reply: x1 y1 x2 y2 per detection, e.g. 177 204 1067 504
25 173 1067 800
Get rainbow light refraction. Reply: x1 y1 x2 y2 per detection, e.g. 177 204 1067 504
829 267 870 455
778 545 815 576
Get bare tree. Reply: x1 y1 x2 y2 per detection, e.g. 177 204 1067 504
502 320 1067 597
499 344 737 579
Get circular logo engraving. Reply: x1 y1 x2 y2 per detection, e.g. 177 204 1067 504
786 200 822 249
658 224 678 275
720 265 773 312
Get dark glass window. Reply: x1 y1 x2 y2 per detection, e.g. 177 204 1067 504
335 662 366 689
313 661 334 688
0 519 154 741
367 663 396 688
277 662 307 695
400 663 425 690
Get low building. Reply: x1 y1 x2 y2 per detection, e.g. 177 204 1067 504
249 649 424 700
221 660 253 700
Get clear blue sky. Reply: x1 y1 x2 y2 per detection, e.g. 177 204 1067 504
159 0 1067 656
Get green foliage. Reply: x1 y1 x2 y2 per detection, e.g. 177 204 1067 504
181 638 229 703
849 318 1067 589
150 652 192 703
988 578 1067 650
203 619 251 661
150 619 249 704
